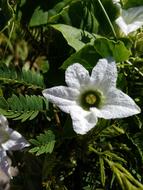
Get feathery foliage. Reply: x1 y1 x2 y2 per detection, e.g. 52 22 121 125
0 94 48 121
29 130 56 156
0 64 45 89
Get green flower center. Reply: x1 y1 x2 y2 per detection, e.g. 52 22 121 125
79 89 105 111
0 128 10 144
85 94 97 105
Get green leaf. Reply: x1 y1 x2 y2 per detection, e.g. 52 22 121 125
21 111 35 122
94 37 131 62
51 24 96 51
29 139 40 146
0 97 8 110
61 44 100 69
0 94 48 121
29 130 56 156
29 111 39 120
29 6 49 27
99 157 106 187
113 41 132 62
0 64 45 89
106 159 143 190
8 94 22 112
100 124 125 138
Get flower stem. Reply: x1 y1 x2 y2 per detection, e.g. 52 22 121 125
88 145 100 155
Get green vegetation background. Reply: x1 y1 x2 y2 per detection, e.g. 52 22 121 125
0 0 143 189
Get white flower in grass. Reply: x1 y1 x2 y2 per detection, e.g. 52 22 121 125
115 6 143 35
43 58 141 135
0 115 29 177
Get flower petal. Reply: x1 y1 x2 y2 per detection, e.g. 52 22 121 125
43 86 79 113
112 0 120 4
90 58 117 92
0 148 9 177
91 88 141 119
65 63 90 89
2 129 29 151
116 6 143 35
0 115 9 130
70 106 98 134
115 16 128 35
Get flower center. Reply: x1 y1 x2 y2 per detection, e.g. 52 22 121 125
85 94 97 105
0 128 10 144
79 89 105 111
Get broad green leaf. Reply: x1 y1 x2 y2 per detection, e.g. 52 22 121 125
61 44 100 69
51 24 96 51
94 37 131 62
113 41 131 61
29 6 49 27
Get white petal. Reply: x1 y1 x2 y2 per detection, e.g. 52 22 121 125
127 21 143 34
0 115 9 130
43 86 79 113
115 16 128 35
116 6 143 35
91 88 141 119
70 106 98 135
65 63 90 89
90 58 117 92
123 6 143 24
0 148 9 177
2 129 29 151
112 0 120 4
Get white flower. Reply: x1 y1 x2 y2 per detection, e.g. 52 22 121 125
115 6 143 35
112 0 120 4
42 58 141 135
0 115 29 177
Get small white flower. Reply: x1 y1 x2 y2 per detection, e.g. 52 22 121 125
115 6 143 35
0 115 29 177
112 0 120 4
43 58 141 135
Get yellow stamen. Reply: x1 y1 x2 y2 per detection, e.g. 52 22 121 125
85 94 97 105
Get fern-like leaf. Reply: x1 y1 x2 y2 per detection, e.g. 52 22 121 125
0 65 45 89
0 94 48 121
29 130 56 156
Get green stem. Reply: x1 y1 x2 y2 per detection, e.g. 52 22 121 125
88 145 100 155
97 0 117 38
